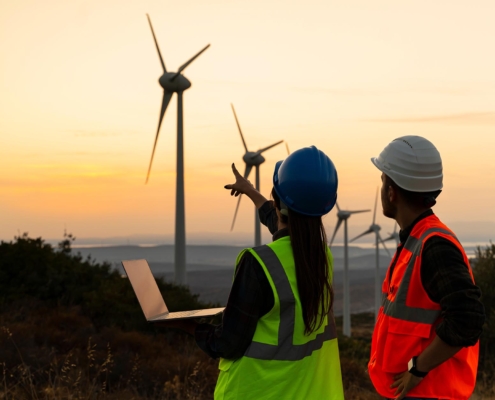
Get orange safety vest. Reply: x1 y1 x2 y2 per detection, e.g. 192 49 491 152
368 214 479 399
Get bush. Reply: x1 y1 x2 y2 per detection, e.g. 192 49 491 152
0 233 219 399
473 242 495 396
0 233 212 332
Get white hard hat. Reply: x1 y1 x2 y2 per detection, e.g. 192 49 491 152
371 136 443 192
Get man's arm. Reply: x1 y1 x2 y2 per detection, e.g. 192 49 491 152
392 236 485 399
422 237 485 347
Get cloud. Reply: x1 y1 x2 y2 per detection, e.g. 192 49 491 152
362 112 495 124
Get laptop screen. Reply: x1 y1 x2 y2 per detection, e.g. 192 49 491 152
122 259 169 320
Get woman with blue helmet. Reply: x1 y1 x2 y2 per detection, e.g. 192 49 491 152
165 146 344 399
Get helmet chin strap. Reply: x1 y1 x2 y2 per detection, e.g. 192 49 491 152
279 200 289 216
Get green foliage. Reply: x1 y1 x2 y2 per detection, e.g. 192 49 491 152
0 233 211 332
473 242 495 393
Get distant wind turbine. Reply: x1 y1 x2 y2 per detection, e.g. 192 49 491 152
230 104 283 246
285 143 291 155
383 223 400 247
145 14 210 285
350 188 391 321
329 202 370 337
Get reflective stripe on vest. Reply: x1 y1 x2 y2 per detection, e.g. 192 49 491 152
244 245 337 361
381 227 459 324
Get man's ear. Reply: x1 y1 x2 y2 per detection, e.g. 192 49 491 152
388 184 397 203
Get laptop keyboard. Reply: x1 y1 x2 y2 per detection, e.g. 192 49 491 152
168 310 200 318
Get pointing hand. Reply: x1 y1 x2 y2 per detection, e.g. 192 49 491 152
224 163 255 197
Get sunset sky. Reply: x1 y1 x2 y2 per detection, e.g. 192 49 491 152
1 0 494 246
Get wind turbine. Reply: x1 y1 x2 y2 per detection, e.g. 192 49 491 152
145 14 210 285
383 223 400 247
230 104 283 246
350 189 391 321
329 203 370 337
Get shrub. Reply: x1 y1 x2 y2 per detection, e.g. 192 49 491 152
0 233 212 332
472 242 495 397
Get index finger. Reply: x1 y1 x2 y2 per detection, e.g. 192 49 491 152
231 163 242 178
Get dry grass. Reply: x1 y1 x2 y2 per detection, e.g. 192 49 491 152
0 308 491 399
0 304 218 400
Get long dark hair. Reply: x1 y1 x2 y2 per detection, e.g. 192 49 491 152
272 189 333 335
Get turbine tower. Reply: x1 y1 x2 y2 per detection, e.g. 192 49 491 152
329 203 370 337
230 104 283 246
350 189 391 321
145 14 210 285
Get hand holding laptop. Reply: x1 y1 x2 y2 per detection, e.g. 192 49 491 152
153 319 198 335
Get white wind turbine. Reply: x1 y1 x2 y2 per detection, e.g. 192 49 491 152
350 189 391 321
329 203 370 337
145 14 210 285
230 104 283 246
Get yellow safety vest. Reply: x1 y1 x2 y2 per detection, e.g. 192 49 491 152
214 236 344 400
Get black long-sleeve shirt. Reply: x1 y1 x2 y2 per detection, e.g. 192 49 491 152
195 203 484 359
194 202 279 359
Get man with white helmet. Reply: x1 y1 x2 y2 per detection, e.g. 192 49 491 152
368 136 485 399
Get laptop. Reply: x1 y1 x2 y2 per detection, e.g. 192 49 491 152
121 259 225 321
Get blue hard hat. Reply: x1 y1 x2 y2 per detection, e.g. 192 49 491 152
272 146 338 217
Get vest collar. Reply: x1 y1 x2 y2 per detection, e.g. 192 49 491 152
272 227 289 241
399 209 434 244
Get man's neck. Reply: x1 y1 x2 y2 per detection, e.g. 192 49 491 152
395 207 430 231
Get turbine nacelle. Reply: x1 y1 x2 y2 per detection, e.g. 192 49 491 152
229 103 284 241
337 210 353 220
159 73 191 92
243 151 265 166
370 223 381 233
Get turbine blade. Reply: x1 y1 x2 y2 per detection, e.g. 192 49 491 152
349 209 371 214
231 163 252 231
336 202 341 212
231 104 248 152
285 142 290 155
170 44 210 81
350 228 373 242
145 91 173 183
230 194 242 231
378 233 391 257
251 140 284 158
146 14 166 72
383 233 395 242
243 164 253 180
393 223 398 234
373 187 378 224
329 218 343 247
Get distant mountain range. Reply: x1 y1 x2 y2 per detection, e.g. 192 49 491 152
72 240 484 274
38 219 494 249
70 241 488 315
73 243 393 274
